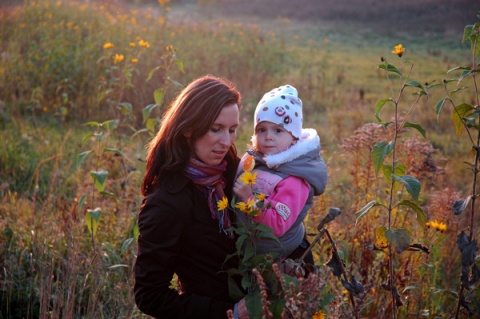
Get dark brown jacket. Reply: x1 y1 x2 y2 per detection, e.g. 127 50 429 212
134 162 240 319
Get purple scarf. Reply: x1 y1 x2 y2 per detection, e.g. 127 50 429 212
184 158 233 238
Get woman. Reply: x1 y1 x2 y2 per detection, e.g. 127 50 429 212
134 75 243 318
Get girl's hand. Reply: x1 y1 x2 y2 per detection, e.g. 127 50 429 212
233 179 252 203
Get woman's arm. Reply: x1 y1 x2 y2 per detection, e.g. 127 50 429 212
253 176 310 237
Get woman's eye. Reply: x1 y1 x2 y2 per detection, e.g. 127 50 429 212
229 128 237 134
210 127 220 133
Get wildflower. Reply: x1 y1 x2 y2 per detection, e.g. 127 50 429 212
239 171 257 185
426 220 447 232
255 193 266 201
235 198 257 216
392 44 405 57
217 196 228 211
113 53 124 64
129 42 136 47
103 42 114 49
139 39 150 48
312 311 325 319
131 58 138 64
166 44 174 51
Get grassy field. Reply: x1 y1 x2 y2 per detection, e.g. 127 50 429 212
1 0 480 318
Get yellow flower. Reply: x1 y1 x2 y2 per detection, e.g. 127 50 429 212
312 311 324 319
255 193 266 201
113 53 124 64
235 198 256 216
129 42 136 47
166 44 174 51
131 58 139 64
103 42 114 49
239 171 257 185
139 39 150 48
217 196 228 211
392 44 405 57
426 220 447 232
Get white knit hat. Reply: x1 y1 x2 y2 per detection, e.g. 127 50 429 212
254 85 303 139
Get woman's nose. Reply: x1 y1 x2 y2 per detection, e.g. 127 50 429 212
219 131 232 146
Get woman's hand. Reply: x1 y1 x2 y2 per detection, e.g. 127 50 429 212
234 298 250 319
233 179 253 203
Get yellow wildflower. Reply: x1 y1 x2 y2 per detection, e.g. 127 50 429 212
426 220 447 232
166 44 174 51
131 58 138 64
217 196 228 211
103 42 114 49
139 39 150 48
312 311 325 319
129 42 136 48
235 198 256 216
255 193 266 201
113 53 124 64
392 44 405 57
239 171 257 185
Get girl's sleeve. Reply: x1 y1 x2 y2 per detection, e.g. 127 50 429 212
253 176 310 237
134 193 234 319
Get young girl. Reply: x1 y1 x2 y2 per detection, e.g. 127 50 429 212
233 84 327 264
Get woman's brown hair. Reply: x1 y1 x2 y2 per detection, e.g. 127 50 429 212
142 75 241 195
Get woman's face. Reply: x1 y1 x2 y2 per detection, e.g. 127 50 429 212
193 103 239 166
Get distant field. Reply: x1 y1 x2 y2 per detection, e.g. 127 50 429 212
193 0 478 35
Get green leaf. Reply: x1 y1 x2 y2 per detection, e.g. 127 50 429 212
382 163 406 182
104 148 132 162
146 118 158 135
174 58 185 73
392 175 421 201
269 297 286 318
451 103 475 139
99 191 120 200
385 228 410 253
154 88 164 106
146 66 160 82
102 119 119 131
76 150 92 169
395 199 426 227
83 121 100 127
121 238 134 253
378 63 402 76
119 102 132 115
436 98 447 118
133 221 139 240
86 207 102 236
405 80 427 95
77 194 86 215
245 289 262 319
81 133 94 144
403 122 426 138
463 24 475 42
355 200 382 225
142 103 157 123
372 141 395 176
90 170 108 192
375 98 394 122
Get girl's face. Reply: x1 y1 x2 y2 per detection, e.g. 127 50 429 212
193 103 239 166
254 121 295 155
